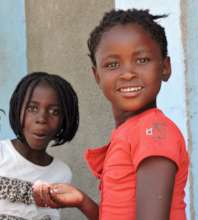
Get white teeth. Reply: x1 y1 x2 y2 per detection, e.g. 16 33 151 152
120 87 142 92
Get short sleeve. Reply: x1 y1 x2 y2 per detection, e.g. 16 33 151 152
132 115 182 171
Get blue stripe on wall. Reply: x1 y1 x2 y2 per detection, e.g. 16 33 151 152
187 1 198 219
0 0 27 139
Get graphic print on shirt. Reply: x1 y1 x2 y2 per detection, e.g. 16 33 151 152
0 176 33 204
145 122 167 141
0 215 51 220
0 176 51 220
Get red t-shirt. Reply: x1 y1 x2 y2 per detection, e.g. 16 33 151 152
85 108 189 220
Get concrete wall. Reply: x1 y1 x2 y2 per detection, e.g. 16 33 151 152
25 0 114 219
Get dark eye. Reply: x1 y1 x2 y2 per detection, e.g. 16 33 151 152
26 105 38 113
48 108 61 116
105 61 120 70
136 57 150 64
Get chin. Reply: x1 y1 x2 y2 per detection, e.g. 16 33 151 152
27 142 48 151
31 147 46 151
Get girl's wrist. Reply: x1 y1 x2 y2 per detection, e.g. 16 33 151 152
78 192 89 210
78 192 99 220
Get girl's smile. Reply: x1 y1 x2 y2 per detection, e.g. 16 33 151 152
117 85 143 98
93 23 171 126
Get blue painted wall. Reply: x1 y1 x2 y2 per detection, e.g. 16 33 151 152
187 0 198 219
0 0 27 139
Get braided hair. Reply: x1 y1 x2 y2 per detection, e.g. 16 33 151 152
9 72 79 146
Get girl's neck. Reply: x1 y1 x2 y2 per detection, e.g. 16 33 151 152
114 101 157 128
12 139 53 166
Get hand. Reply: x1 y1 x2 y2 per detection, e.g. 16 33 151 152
50 183 99 220
49 183 84 208
33 181 84 209
33 180 61 208
33 181 99 220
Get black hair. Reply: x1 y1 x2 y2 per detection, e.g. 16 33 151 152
87 8 168 66
9 72 79 146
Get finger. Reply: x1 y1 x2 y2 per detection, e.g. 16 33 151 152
39 183 57 208
43 185 60 208
49 185 68 206
49 184 82 207
33 189 43 206
32 183 45 207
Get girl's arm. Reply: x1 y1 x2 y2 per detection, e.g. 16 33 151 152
33 182 99 220
50 183 99 220
136 156 177 220
78 193 99 220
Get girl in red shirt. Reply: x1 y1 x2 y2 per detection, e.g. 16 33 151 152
34 8 189 220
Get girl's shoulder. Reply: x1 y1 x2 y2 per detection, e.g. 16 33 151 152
51 158 71 171
121 108 182 137
129 109 189 171
49 157 72 182
0 139 11 155
138 109 184 140
0 139 10 146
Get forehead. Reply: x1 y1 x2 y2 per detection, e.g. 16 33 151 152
96 24 161 57
25 81 59 104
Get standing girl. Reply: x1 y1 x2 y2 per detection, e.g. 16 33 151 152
0 72 79 219
34 9 189 220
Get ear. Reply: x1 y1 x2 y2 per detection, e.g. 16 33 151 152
92 66 100 85
161 56 171 82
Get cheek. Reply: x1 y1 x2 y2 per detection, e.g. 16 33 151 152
100 73 115 90
20 108 26 126
51 117 62 132
21 114 31 132
142 68 162 85
100 82 113 100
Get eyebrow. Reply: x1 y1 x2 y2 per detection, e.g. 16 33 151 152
100 54 120 62
28 101 60 107
101 50 152 61
134 49 152 55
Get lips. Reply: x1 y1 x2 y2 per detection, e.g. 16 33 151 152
120 86 142 92
118 86 143 97
32 132 48 140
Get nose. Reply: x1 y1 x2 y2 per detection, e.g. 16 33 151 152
36 110 47 124
120 64 137 80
